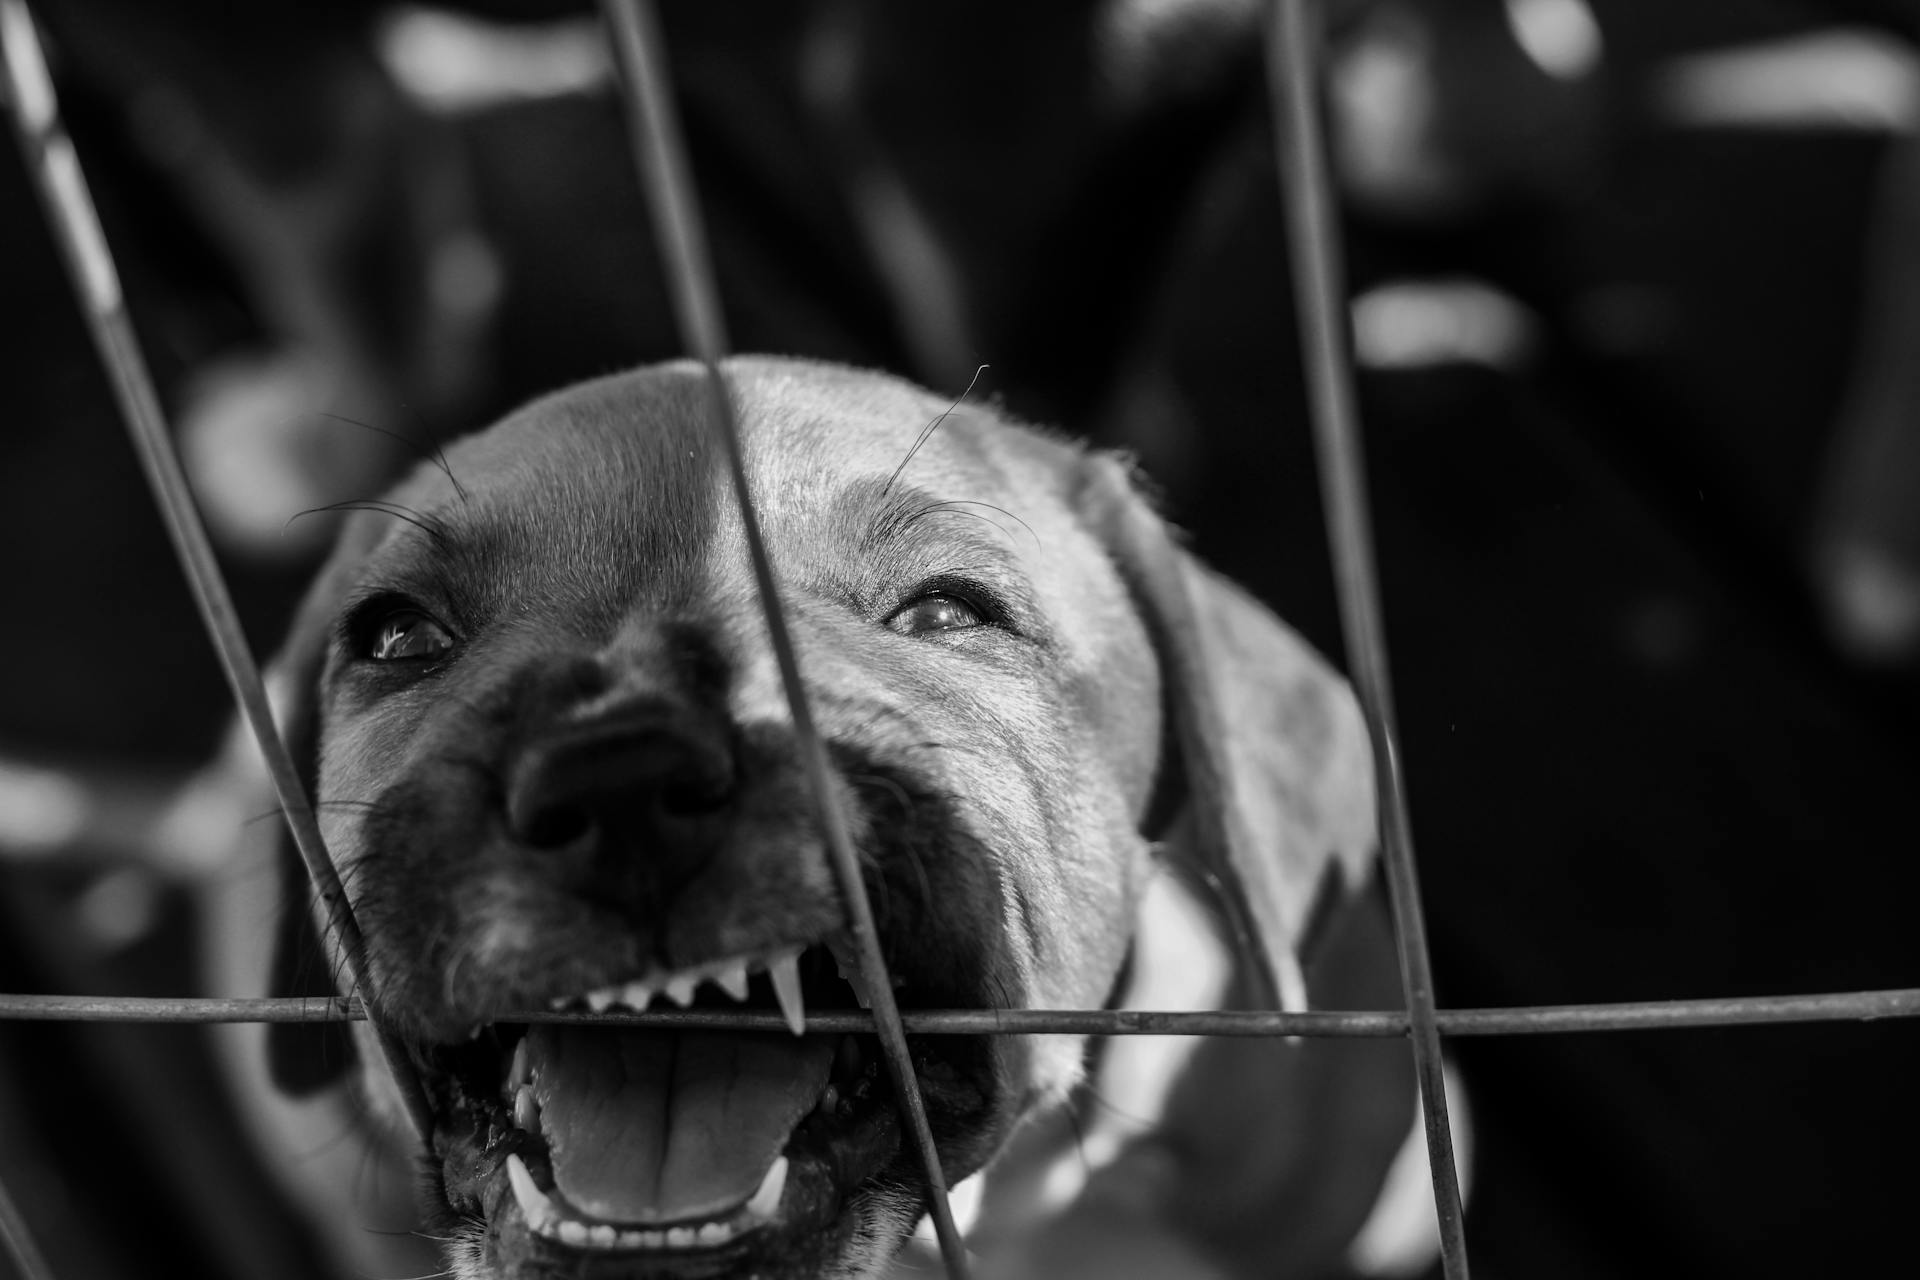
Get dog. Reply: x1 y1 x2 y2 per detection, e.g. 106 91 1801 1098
196 355 1430 1279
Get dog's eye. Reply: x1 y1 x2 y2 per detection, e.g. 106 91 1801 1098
884 593 986 635
369 609 455 661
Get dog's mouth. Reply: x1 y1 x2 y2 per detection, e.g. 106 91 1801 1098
424 939 988 1271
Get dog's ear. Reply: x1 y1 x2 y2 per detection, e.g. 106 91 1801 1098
261 537 371 1097
1075 454 1376 1012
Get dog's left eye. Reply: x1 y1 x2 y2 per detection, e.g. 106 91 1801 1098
369 609 455 661
884 593 986 635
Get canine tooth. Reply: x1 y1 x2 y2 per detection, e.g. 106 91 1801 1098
557 1218 590 1246
621 978 656 1010
769 951 806 1035
746 1154 789 1220
586 987 618 1013
514 1084 540 1136
506 1154 554 1227
665 971 699 1007
589 1223 617 1248
510 1037 530 1085
666 1225 696 1249
844 968 873 1009
713 958 751 1001
696 1220 733 1245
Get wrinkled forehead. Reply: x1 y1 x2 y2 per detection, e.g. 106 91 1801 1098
731 359 1082 528
350 358 1086 610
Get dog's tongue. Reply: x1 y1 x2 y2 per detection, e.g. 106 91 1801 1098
526 1027 832 1223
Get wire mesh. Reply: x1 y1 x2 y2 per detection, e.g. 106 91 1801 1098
596 0 971 1272
1264 1 1467 1273
2 3 1919 1280
0 0 435 1148
5 988 1920 1034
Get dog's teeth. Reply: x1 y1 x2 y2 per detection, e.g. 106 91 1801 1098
509 1038 530 1087
825 934 858 971
713 959 751 1002
665 972 699 1007
814 1082 840 1118
589 1224 617 1248
769 951 806 1035
557 1218 590 1247
746 1154 789 1220
696 1221 733 1246
586 987 618 1013
667 1225 697 1249
621 978 656 1010
514 1084 540 1136
841 966 873 1009
506 1154 555 1228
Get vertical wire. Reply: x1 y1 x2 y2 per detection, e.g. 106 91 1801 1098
1263 2 1472 1275
597 3 972 1275
0 0 434 1147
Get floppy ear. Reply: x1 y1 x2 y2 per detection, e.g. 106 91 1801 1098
1075 454 1376 1011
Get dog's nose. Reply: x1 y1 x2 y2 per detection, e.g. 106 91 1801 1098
505 701 737 877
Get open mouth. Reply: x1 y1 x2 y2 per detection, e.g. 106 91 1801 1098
426 939 985 1268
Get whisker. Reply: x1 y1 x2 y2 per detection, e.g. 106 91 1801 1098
286 499 451 546
882 363 988 499
898 499 1040 553
315 411 470 503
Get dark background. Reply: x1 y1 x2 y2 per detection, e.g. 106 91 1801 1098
2 1 1918 1277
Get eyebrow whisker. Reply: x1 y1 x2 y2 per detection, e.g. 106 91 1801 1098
882 363 988 500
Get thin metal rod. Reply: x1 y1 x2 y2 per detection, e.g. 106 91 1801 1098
0 0 433 1147
1264 2 1470 1275
598 4 971 1273
8 988 1920 1034
0 1171 56 1280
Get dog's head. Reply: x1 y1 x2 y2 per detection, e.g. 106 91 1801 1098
264 356 1374 1279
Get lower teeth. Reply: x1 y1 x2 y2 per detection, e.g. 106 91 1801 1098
504 1153 789 1253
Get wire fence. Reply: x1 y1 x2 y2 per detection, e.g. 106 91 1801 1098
3 3 1918 1280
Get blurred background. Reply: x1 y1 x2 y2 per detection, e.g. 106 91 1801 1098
3 1 1919 1276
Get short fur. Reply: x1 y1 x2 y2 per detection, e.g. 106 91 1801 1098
202 357 1414 1280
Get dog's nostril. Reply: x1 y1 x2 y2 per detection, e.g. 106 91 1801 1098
504 703 737 859
658 771 735 817
519 804 594 850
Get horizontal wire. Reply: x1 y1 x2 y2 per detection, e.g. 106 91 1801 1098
6 988 1918 1033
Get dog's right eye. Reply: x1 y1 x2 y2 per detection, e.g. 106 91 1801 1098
368 609 455 662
